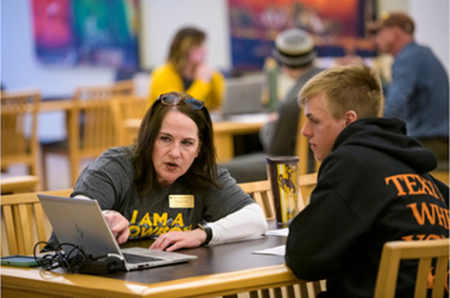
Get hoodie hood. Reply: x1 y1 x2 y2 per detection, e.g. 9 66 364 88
333 117 437 173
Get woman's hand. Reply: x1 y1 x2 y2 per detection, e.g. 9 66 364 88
149 229 207 252
103 211 130 244
195 64 213 82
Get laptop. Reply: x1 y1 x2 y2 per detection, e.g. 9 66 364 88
37 194 197 271
211 75 266 121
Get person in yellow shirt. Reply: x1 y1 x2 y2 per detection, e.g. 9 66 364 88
148 27 225 111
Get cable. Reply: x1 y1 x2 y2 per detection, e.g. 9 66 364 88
33 241 88 273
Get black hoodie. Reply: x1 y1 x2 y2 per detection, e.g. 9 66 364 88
285 118 449 298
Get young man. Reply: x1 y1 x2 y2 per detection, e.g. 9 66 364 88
285 65 449 297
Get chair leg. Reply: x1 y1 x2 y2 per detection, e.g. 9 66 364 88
69 155 79 188
41 149 50 191
28 164 41 191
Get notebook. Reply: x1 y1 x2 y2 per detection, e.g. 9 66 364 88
37 194 197 271
211 75 266 121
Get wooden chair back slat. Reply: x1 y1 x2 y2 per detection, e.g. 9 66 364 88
1 189 73 256
2 205 18 255
432 255 448 298
33 203 48 252
374 239 449 298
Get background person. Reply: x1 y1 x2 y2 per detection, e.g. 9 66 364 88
369 12 449 169
222 28 323 183
285 65 449 297
46 92 267 252
148 27 225 111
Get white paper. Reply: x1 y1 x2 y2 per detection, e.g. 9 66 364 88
265 228 289 237
252 245 286 256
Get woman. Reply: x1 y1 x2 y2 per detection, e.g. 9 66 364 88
148 27 225 111
69 92 267 252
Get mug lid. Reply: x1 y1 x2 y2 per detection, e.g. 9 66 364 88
266 156 299 164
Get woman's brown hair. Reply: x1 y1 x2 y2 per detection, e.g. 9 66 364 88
167 27 206 73
133 91 219 195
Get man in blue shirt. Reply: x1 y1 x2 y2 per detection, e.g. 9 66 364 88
370 12 449 168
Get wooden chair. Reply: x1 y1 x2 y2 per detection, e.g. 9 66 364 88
1 175 39 194
430 170 449 186
239 180 275 220
234 174 322 298
296 106 320 175
1 189 73 257
1 90 41 186
41 96 126 189
41 81 134 189
238 173 318 220
115 94 149 146
118 95 148 120
374 239 449 298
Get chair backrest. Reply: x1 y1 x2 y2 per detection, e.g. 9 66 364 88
296 106 320 175
239 180 275 220
430 170 449 186
115 95 148 146
74 80 134 100
1 90 40 176
221 174 322 298
374 239 449 298
238 173 318 220
71 81 135 156
1 189 73 256
117 95 148 120
70 97 124 159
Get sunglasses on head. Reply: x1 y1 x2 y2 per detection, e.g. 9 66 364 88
158 94 205 110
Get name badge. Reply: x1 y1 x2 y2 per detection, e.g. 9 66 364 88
169 195 194 208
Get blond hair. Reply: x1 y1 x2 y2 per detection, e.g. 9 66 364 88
298 65 384 120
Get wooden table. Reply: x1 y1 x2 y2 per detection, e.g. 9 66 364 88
0 175 40 194
125 115 269 163
1 221 310 298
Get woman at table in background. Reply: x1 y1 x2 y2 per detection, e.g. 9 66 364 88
148 27 225 111
52 92 267 252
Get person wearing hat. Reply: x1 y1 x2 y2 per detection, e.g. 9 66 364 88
369 12 449 169
222 28 323 183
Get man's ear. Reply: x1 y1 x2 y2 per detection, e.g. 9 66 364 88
344 110 358 126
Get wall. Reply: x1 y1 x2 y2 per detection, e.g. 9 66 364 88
139 0 231 71
377 0 449 73
1 0 448 141
1 0 230 98
2 0 448 98
410 0 449 72
1 0 116 98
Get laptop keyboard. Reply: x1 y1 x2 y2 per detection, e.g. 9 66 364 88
122 252 163 264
